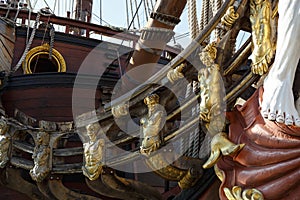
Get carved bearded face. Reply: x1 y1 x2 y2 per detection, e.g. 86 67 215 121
86 123 100 141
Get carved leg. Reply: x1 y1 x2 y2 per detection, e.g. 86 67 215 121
261 0 300 126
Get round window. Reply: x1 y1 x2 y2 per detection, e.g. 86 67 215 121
23 43 66 74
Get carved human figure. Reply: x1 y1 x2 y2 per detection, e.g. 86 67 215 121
198 42 225 134
82 122 104 181
199 43 244 168
30 131 50 182
250 0 274 75
261 0 300 126
140 94 165 156
0 117 10 168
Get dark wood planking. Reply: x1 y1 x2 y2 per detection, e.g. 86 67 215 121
2 86 102 121
11 29 115 75
0 19 15 72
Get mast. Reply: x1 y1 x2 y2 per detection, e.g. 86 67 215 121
75 0 93 23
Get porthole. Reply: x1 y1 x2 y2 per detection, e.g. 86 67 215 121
23 43 66 74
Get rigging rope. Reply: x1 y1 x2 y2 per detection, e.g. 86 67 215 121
143 0 148 21
212 0 224 39
125 0 130 27
49 25 55 60
149 0 154 10
129 0 135 29
187 0 200 39
187 0 225 42
128 0 143 30
134 0 141 29
145 0 151 18
71 0 74 18
53 0 57 14
11 12 41 73
26 8 31 45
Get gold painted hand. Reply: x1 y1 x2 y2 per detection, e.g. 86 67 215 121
203 132 245 169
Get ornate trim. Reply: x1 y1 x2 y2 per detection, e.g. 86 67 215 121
135 42 163 56
224 186 264 200
221 6 239 28
23 43 66 74
140 27 175 43
150 11 181 26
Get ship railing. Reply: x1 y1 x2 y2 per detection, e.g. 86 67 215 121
0 7 180 60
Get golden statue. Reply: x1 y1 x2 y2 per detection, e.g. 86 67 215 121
198 42 225 133
30 131 50 182
0 116 10 168
140 94 165 156
82 122 104 181
250 0 274 75
198 43 245 169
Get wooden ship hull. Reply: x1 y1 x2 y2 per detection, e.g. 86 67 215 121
0 0 299 199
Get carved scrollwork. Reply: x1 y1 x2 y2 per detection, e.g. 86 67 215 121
30 131 51 182
221 6 239 29
224 186 264 200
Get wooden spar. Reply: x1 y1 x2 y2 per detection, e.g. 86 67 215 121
0 18 15 73
123 0 187 89
75 0 93 23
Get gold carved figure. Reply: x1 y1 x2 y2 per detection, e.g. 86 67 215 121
140 94 165 156
167 63 185 84
82 122 104 181
198 42 225 131
30 131 51 182
0 117 10 168
111 103 129 118
198 44 244 169
250 0 274 75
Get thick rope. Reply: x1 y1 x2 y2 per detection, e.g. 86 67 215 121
199 0 211 43
11 12 41 74
187 0 200 39
212 0 225 39
49 25 55 60
192 127 200 158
